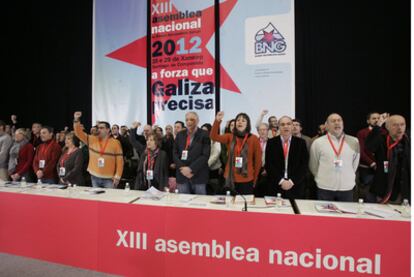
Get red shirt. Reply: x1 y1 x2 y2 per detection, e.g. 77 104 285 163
32 140 62 180
13 143 35 176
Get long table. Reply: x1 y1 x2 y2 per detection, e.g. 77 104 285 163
0 182 410 277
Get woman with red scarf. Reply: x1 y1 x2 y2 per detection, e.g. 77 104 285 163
211 112 262 195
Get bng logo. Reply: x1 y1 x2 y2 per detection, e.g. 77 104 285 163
254 23 286 56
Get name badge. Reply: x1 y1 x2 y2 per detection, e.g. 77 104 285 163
181 150 188 160
39 160 46 169
98 157 105 168
235 157 243 168
59 167 66 177
384 161 389 173
334 159 343 168
146 170 154 180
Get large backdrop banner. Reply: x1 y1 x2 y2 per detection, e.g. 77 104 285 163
93 0 294 129
219 0 295 127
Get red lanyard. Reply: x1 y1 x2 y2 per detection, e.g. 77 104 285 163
260 139 266 152
235 134 248 156
327 133 345 158
147 151 153 170
99 138 110 156
60 147 77 167
185 134 191 150
147 149 158 170
386 135 400 160
282 139 290 159
40 141 53 158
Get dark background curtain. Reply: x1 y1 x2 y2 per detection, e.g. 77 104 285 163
1 0 410 136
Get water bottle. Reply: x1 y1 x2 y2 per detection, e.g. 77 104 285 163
357 198 364 216
125 182 130 192
174 188 179 194
21 177 27 188
226 191 232 207
36 179 42 189
164 187 170 203
275 193 283 208
401 199 411 218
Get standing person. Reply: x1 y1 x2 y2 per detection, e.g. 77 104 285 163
0 120 13 181
32 126 62 184
292 119 312 152
162 124 176 178
256 109 279 138
73 112 123 188
30 122 42 149
356 112 387 199
265 116 309 199
10 115 19 134
173 112 210 195
309 113 360 202
135 133 169 190
292 118 314 199
254 122 269 197
211 112 262 195
9 128 34 182
201 123 222 195
366 114 410 203
57 133 84 186
173 121 185 139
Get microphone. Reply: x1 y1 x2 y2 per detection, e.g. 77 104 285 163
225 187 248 212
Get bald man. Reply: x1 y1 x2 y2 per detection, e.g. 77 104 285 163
173 112 211 194
366 114 410 204
265 116 309 199
309 113 360 202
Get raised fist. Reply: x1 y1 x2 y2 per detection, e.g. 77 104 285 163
216 111 224 121
74 111 82 120
261 109 269 116
131 121 141 129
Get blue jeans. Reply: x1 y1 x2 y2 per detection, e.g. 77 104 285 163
177 182 206 195
91 175 113 188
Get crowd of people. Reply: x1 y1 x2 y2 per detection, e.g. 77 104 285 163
0 110 409 204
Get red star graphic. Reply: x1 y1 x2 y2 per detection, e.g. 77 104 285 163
262 30 274 44
106 0 240 95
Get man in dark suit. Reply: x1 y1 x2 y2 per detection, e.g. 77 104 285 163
366 114 410 204
173 112 211 195
265 116 309 199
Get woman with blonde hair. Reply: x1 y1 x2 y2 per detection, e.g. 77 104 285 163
9 128 34 182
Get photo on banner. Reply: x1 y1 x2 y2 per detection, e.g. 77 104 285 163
93 0 147 126
150 0 217 126
220 0 295 132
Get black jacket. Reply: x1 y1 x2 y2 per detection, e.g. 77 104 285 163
173 128 210 184
366 126 410 202
265 136 309 199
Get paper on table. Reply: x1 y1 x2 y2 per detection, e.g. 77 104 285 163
363 207 401 218
141 187 165 200
80 188 106 194
234 194 254 204
210 195 226 204
314 203 356 214
264 196 291 207
178 194 198 203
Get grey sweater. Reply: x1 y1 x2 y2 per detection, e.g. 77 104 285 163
0 133 13 169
